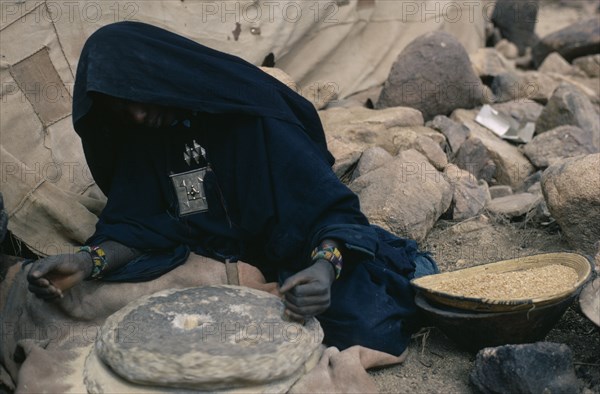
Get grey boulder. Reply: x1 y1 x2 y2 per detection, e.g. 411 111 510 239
377 31 484 121
523 125 599 168
427 115 470 154
491 0 539 56
486 193 542 218
351 146 393 181
535 83 600 135
573 54 600 78
350 149 452 242
443 165 490 221
470 342 579 394
533 18 600 67
542 153 600 255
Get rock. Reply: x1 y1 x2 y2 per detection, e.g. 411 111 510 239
443 165 490 221
320 106 424 175
454 137 497 184
393 133 448 171
320 106 424 133
427 115 470 154
325 85 383 109
470 343 579 394
85 343 321 394
526 182 541 195
523 125 599 168
97 286 323 391
489 185 513 199
351 146 392 181
533 18 600 67
327 138 363 178
350 149 452 242
397 126 448 149
538 52 579 76
453 121 535 188
543 154 600 254
495 39 519 60
480 85 496 104
579 277 600 327
573 54 600 78
491 71 558 104
0 193 7 244
470 48 515 78
519 171 543 193
553 76 599 103
320 106 424 152
376 31 484 121
319 107 456 167
259 67 297 91
491 0 539 56
445 214 491 236
492 100 544 125
535 84 600 135
486 193 542 218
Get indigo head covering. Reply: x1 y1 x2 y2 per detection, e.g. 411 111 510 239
73 21 333 193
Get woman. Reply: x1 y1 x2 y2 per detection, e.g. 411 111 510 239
27 21 437 357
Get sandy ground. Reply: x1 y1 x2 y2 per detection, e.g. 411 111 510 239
536 0 600 37
370 217 600 393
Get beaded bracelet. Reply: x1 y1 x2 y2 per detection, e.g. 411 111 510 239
311 245 343 280
79 245 108 280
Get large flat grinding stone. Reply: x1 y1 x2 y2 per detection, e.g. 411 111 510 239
85 343 324 393
96 286 324 391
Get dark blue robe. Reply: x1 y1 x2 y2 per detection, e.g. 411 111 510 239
72 21 437 356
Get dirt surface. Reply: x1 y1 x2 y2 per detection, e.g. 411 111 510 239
536 0 600 38
370 215 600 393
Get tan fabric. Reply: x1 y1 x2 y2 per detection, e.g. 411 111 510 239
1 0 485 257
290 346 408 394
0 254 405 393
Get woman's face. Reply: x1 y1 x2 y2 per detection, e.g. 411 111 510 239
93 94 184 128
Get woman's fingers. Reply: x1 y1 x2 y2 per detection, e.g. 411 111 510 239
279 272 311 294
284 290 329 307
26 258 58 281
284 299 329 317
28 283 62 300
280 264 332 318
27 276 51 287
284 283 330 317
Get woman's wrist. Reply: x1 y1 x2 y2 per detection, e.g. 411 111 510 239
314 259 336 284
311 238 343 280
76 250 95 279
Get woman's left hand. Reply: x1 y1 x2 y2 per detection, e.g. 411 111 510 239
279 260 335 321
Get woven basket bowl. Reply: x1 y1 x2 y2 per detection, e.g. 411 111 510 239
415 292 578 352
411 252 593 313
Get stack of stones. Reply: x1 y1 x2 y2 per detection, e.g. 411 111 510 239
86 286 323 392
318 12 599 255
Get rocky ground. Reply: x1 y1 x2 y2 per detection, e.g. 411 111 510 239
319 1 600 392
372 220 599 393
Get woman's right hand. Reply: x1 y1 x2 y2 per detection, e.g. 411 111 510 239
26 253 93 300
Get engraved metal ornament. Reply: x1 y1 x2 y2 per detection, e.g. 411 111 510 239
183 140 206 167
170 168 209 216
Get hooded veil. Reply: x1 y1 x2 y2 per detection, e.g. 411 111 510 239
72 22 395 279
72 21 426 356
73 21 333 194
